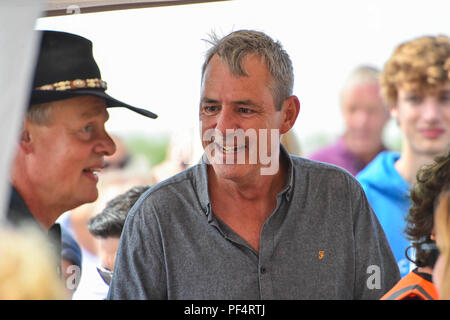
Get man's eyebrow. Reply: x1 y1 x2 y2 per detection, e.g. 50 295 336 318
81 106 109 121
200 97 261 109
233 99 255 106
201 97 219 104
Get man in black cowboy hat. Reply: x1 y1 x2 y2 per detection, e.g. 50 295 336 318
6 30 157 273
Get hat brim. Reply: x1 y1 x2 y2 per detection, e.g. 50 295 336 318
30 89 158 119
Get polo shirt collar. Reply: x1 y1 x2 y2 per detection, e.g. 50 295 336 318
7 186 39 228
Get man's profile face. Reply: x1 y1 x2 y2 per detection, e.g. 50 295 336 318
25 96 116 210
341 82 389 155
199 54 284 180
392 81 450 157
98 236 120 272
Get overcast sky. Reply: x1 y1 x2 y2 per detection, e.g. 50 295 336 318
36 0 450 154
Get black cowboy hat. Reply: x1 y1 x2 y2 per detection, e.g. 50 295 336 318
30 30 157 119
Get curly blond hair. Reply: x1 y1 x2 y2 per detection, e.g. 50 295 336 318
381 35 450 105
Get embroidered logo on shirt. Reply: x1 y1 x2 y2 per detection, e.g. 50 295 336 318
318 251 325 260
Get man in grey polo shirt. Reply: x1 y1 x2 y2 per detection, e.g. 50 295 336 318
108 30 400 300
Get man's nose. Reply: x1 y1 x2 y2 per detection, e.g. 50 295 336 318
215 106 239 134
352 110 371 128
95 131 116 156
422 98 441 122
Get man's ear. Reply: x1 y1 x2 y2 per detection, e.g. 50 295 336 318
19 120 33 154
280 95 300 135
390 104 399 126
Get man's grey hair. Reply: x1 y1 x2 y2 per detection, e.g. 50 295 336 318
201 30 294 111
26 102 54 125
341 65 380 97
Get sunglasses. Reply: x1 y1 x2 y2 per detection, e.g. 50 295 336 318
96 266 113 286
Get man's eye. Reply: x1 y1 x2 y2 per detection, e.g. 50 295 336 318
405 95 422 104
82 125 92 133
239 107 254 114
439 94 450 103
203 106 219 113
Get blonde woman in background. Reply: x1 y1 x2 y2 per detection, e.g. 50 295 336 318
0 225 66 299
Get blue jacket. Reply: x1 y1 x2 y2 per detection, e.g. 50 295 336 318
357 151 412 277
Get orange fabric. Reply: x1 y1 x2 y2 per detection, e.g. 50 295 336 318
381 271 439 300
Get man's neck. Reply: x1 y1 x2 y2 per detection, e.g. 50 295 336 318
208 157 287 204
207 158 288 252
394 146 440 186
417 266 433 275
12 175 58 231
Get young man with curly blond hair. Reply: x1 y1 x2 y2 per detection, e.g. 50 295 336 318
357 35 450 278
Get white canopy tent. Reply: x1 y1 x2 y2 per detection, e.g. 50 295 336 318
0 1 44 225
44 0 227 16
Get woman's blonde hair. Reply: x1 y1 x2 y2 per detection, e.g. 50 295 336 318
0 225 66 299
435 190 450 299
381 35 450 105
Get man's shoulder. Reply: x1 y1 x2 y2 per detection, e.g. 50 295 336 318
292 155 355 178
129 164 206 216
145 164 202 198
290 155 363 194
123 164 209 234
289 156 371 222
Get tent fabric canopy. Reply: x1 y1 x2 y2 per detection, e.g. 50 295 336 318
44 0 228 16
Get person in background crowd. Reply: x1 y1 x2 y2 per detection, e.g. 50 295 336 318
87 185 150 287
65 168 151 299
108 30 399 300
0 225 66 299
357 35 450 278
63 134 151 300
309 65 389 176
382 151 449 299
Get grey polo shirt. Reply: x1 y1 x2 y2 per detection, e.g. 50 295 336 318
108 147 400 300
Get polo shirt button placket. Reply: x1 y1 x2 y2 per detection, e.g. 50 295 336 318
260 266 266 275
259 265 271 299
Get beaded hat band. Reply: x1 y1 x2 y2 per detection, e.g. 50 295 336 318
35 78 107 91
